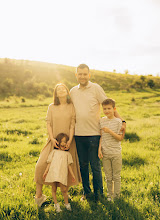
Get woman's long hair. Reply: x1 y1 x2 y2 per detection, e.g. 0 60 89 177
53 83 72 105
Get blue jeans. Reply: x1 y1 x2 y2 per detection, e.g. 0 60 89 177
75 136 103 196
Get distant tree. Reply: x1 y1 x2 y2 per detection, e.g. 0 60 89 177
132 80 143 89
140 76 147 88
4 78 13 89
140 76 146 82
113 69 116 73
147 79 155 88
124 69 129 74
24 69 32 80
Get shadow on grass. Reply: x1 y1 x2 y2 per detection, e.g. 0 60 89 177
123 154 146 167
124 132 140 142
36 195 145 220
0 195 147 220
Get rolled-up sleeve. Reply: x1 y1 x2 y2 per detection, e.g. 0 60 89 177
95 84 107 103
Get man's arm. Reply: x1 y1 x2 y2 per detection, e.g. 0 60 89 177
98 130 103 159
114 110 126 138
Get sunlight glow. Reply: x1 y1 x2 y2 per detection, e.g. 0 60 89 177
1 0 160 75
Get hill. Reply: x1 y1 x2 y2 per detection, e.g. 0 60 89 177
0 58 160 99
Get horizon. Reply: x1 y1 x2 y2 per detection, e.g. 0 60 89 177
1 57 159 77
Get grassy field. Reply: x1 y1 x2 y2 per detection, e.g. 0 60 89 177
0 89 160 220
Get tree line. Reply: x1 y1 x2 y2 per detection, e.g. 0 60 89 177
0 58 160 99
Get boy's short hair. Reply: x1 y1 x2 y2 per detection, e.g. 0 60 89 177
102 98 116 108
77 64 89 72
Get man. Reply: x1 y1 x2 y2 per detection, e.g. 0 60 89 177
70 64 126 201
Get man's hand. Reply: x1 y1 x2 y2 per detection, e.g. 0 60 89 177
120 123 126 139
98 149 103 159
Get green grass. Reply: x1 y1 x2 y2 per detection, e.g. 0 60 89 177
0 90 160 219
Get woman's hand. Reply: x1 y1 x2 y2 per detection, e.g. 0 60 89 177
65 139 72 150
51 138 59 149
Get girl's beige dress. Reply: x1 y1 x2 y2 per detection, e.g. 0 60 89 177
34 103 81 186
45 149 73 186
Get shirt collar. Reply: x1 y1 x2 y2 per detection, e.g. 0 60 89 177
78 81 92 89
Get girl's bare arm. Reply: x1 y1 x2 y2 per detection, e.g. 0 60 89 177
68 165 76 182
43 163 51 180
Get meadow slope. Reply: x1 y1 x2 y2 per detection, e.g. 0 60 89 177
0 90 160 220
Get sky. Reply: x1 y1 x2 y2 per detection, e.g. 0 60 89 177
0 0 160 76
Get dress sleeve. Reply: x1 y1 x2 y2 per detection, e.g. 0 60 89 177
70 104 76 130
95 83 107 103
46 104 52 125
67 152 73 165
47 150 55 163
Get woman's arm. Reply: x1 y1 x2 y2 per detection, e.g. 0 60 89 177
66 128 74 148
47 124 59 148
65 105 76 150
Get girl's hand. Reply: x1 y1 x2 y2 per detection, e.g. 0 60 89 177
72 176 76 183
51 138 59 149
102 127 110 133
43 172 48 181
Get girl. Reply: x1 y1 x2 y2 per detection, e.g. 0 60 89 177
43 133 76 212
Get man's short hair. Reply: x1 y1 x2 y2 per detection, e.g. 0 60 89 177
77 64 89 72
102 98 116 108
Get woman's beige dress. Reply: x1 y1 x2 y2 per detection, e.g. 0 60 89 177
34 103 81 186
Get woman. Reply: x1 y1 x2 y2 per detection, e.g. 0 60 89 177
34 83 81 207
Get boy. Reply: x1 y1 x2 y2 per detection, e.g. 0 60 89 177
98 98 124 201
